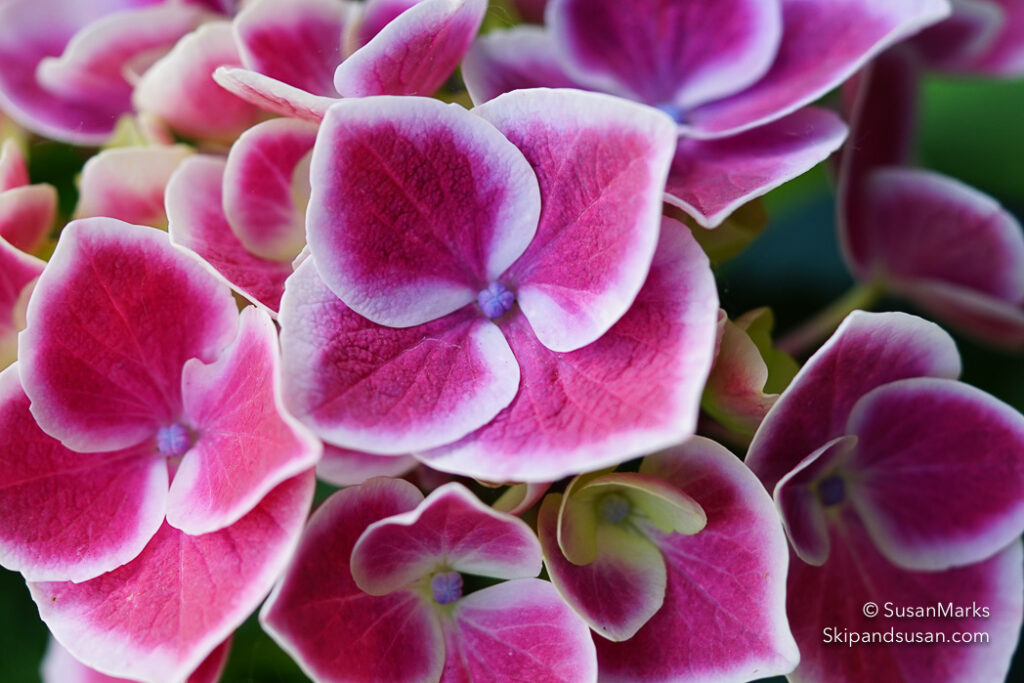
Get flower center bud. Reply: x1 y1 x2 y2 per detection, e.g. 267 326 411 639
599 493 631 524
477 282 515 319
817 475 846 507
430 571 463 605
156 423 192 458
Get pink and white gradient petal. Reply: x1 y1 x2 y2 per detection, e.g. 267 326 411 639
549 0 782 110
893 279 1024 349
461 27 582 105
0 236 44 367
351 483 541 596
307 96 540 328
30 472 314 683
0 182 57 254
75 146 193 228
19 219 239 454
844 378 1024 571
133 22 266 143
279 260 520 455
0 366 166 583
316 444 417 487
212 67 335 122
595 438 799 682
354 0 423 48
333 0 487 97
0 139 30 192
167 155 294 314
223 118 317 262
419 222 718 483
966 0 1024 75
167 307 321 535
442 579 598 682
41 637 231 683
746 311 962 492
261 478 445 683
667 107 847 228
476 89 677 352
683 0 951 138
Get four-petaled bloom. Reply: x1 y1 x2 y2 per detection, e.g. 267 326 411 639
747 311 1024 682
262 480 598 682
279 88 720 483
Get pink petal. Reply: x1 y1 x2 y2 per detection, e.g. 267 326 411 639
75 146 193 228
167 307 321 535
596 437 799 681
133 22 266 142
212 66 335 121
666 106 847 228
966 0 1024 75
0 236 43 367
894 280 1024 349
844 377 1024 571
30 472 314 683
316 444 417 487
0 139 29 191
351 483 541 596
787 511 1023 682
334 0 487 97
41 637 231 683
234 0 350 97
685 0 951 138
261 478 446 683
476 89 677 352
746 310 962 492
549 0 782 110
912 0 1005 71
539 493 668 642
0 184 57 254
0 365 166 583
223 117 317 261
279 260 520 454
442 579 598 682
354 0 423 48
461 27 582 105
167 155 294 314
18 218 239 453
307 96 540 328
419 221 718 483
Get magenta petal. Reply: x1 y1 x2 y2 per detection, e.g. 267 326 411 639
261 478 446 683
461 27 582 105
912 0 1004 71
966 0 1024 75
75 146 192 228
0 139 30 192
354 0 424 47
844 377 1024 571
212 66 336 121
19 219 239 453
167 307 321 535
351 483 541 596
307 96 540 327
476 89 677 352
0 366 166 583
685 0 951 137
788 512 1023 682
316 444 417 487
895 280 1024 349
133 22 266 142
41 637 231 683
279 260 520 454
667 107 847 228
550 0 781 109
234 0 349 96
0 236 44 367
746 311 962 492
167 155 294 314
30 472 314 683
443 579 598 682
419 222 718 483
333 0 487 97
223 118 317 261
595 438 798 681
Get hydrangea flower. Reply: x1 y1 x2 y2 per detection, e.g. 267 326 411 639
279 88 720 482
747 311 1024 681
262 480 598 681
539 437 799 681
460 0 954 227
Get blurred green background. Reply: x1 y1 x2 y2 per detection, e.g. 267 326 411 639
2 73 1023 681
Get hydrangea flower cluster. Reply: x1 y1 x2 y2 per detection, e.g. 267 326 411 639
0 0 1023 681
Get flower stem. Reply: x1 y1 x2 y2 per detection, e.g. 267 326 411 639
778 281 884 357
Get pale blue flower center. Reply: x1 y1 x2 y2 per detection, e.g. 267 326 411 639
477 282 515 319
157 423 192 458
599 493 631 525
818 475 846 507
431 571 463 605
656 103 685 123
